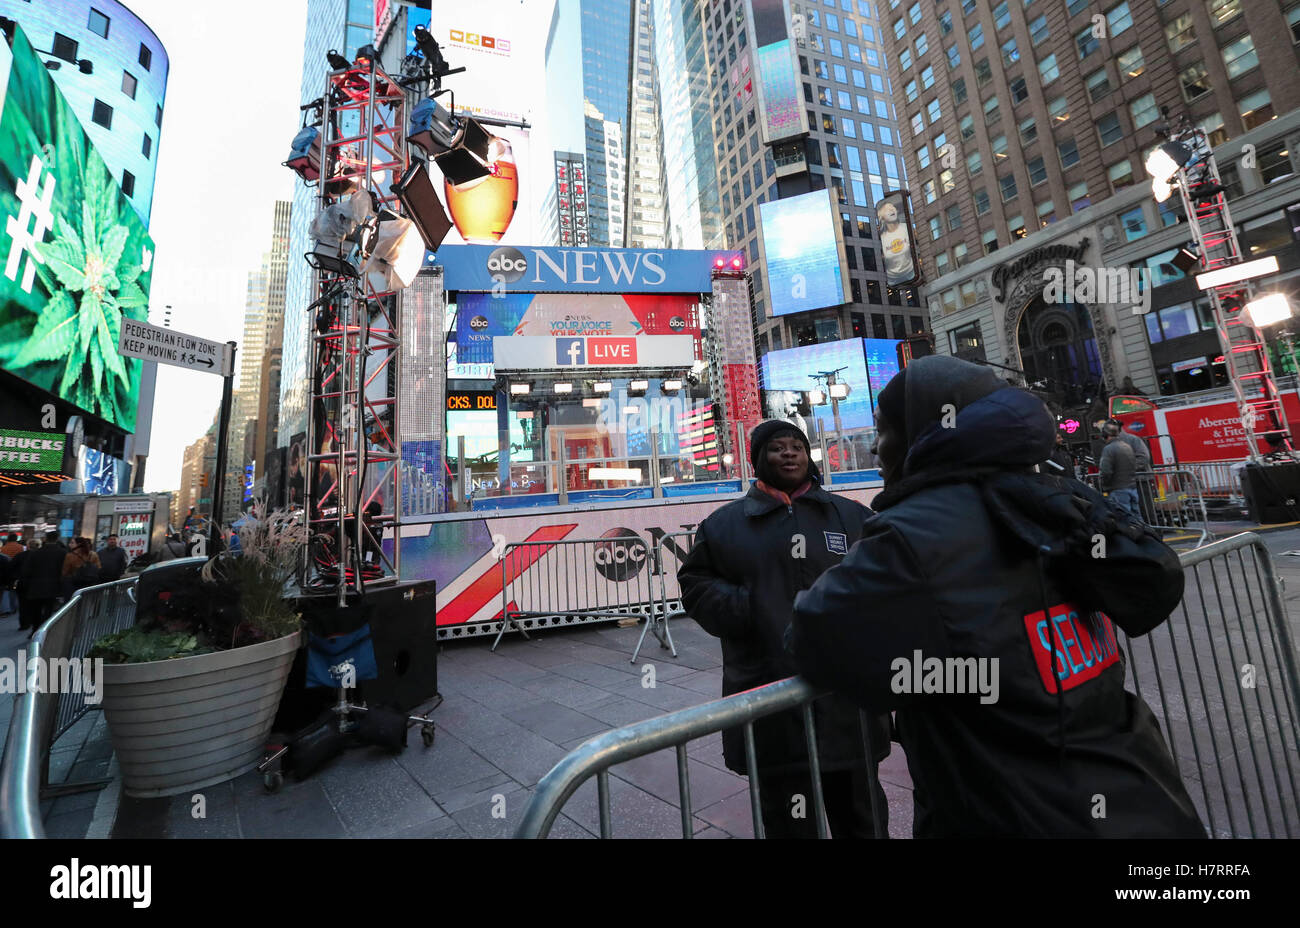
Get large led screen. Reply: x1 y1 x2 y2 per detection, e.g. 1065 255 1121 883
863 338 903 411
0 27 153 432
750 0 809 144
761 338 872 433
877 190 919 287
759 189 849 316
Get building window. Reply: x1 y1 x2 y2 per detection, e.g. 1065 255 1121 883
1238 89 1274 129
1019 116 1037 144
984 96 1000 126
1038 53 1059 84
905 79 918 102
1076 26 1099 60
911 111 925 134
930 216 943 240
1199 111 1227 147
920 65 935 90
923 179 937 203
1106 2 1133 36
940 10 954 34
939 168 955 193
142 133 152 159
974 188 991 214
88 7 110 39
982 229 999 255
1048 95 1070 124
1207 0 1242 28
52 33 79 62
1037 200 1057 227
1002 38 1019 67
1066 0 1089 15
952 76 968 104
1120 205 1148 241
121 170 135 197
1289 5 1300 43
971 23 984 50
122 71 137 99
1097 112 1123 147
951 322 985 360
1010 76 1029 103
155 103 163 127
1130 93 1159 129
917 144 931 169
927 98 941 123
960 114 975 140
1221 35 1259 79
1057 138 1080 169
1027 156 1047 185
1069 181 1089 212
974 57 993 87
999 173 1018 202
91 99 113 129
900 48 913 70
139 43 152 71
947 44 961 69
946 204 962 231
993 1 1011 29
1086 68 1111 102
1181 62 1211 101
967 151 982 175
1108 159 1135 191
992 134 1009 162
1117 44 1145 78
916 33 929 57
1009 215 1026 240
1257 142 1295 184
1030 14 1049 46
1166 14 1195 53
953 242 969 267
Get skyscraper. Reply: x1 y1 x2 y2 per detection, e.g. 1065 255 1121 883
625 0 668 247
879 0 1300 401
281 0 374 447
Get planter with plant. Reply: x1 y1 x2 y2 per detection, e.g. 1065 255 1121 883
90 504 308 798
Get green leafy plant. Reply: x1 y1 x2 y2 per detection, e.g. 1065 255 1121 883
89 628 212 665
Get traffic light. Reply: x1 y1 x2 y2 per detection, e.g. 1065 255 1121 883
200 472 209 488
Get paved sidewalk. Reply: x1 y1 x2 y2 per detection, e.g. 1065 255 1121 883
103 619 914 839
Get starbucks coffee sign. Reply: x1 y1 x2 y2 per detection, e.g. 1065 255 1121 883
0 428 66 472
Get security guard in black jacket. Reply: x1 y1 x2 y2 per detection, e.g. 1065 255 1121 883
790 357 1205 837
679 419 891 838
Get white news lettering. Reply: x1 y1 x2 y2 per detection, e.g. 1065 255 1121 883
530 249 667 287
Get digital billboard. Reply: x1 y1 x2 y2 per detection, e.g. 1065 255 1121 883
877 190 920 288
863 338 903 411
456 292 700 363
0 27 153 433
759 189 850 317
748 0 810 145
760 339 873 432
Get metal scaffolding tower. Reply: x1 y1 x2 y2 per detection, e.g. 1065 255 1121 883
303 57 409 603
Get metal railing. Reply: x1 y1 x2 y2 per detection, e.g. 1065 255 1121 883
630 529 697 664
493 536 658 652
0 572 150 838
1084 470 1211 545
515 533 1300 838
1154 461 1242 502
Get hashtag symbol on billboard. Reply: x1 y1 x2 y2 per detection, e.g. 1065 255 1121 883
5 155 56 294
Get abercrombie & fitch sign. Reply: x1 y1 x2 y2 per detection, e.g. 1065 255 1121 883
991 237 1090 303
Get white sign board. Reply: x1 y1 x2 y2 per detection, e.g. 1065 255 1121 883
491 335 695 370
118 319 234 377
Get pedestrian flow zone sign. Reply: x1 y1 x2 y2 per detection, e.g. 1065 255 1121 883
118 318 234 377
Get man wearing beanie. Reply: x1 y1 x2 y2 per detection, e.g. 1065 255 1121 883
789 355 1205 837
678 420 891 838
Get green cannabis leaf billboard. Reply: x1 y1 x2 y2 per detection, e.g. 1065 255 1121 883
0 25 153 432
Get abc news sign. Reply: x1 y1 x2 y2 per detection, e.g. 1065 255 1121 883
430 244 742 294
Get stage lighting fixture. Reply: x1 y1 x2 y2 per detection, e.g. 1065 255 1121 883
807 389 827 406
582 398 602 408
1145 141 1194 184
408 96 458 155
355 44 378 64
553 382 574 394
363 211 424 291
731 256 743 269
392 161 453 251
1195 256 1280 291
593 381 613 394
628 379 649 395
510 382 532 395
433 117 496 186
621 406 641 416
662 379 683 394
327 49 352 70
306 191 375 277
1171 246 1200 274
284 125 321 181
829 383 850 399
1152 178 1174 203
714 257 725 268
1243 293 1292 328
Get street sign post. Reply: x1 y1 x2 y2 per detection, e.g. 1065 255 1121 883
119 318 238 551
118 318 235 376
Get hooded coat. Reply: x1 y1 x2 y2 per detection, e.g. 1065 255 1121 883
678 431 889 777
789 356 1205 837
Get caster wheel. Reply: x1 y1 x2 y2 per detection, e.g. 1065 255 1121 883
264 771 284 793
421 724 435 748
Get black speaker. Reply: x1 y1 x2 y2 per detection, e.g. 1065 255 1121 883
295 580 438 712
1241 462 1300 525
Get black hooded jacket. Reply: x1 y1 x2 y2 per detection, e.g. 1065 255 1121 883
790 357 1205 837
678 479 890 776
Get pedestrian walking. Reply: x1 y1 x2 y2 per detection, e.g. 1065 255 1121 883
20 531 67 638
1 532 23 557
1099 422 1139 516
679 420 891 839
789 355 1205 837
156 532 188 562
1044 430 1075 479
62 537 103 597
97 533 129 581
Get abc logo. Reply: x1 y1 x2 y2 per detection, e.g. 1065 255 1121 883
486 246 527 283
592 527 648 582
469 315 490 331
668 315 686 332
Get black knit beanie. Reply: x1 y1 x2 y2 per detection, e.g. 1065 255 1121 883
749 419 820 483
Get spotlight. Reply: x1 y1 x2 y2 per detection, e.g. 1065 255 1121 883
1144 141 1194 183
628 379 649 395
433 117 496 186
553 382 574 394
1243 293 1292 327
582 398 602 408
1171 246 1199 274
722 453 734 467
510 382 531 395
362 210 424 291
327 49 352 71
829 383 850 399
731 256 743 269
408 96 458 155
661 379 683 394
807 389 827 406
306 191 375 277
284 125 322 181
1152 178 1174 203
714 257 725 268
355 44 378 65
593 381 613 394
1195 256 1280 290
391 161 454 251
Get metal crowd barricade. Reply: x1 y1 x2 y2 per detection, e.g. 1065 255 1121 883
1083 470 1210 546
492 536 658 651
1155 461 1241 503
515 533 1299 838
630 529 697 664
1 572 152 839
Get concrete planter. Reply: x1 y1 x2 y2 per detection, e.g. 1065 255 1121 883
100 631 301 798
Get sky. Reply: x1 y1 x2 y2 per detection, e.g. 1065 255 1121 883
137 0 307 492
